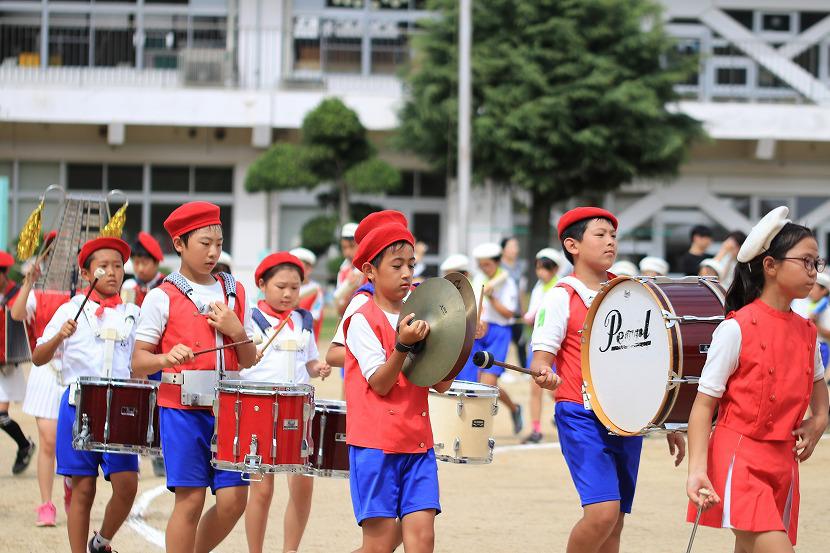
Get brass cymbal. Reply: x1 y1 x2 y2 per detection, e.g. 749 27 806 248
441 272 477 382
398 276 474 387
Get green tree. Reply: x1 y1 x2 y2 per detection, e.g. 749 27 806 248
246 98 402 230
399 0 704 254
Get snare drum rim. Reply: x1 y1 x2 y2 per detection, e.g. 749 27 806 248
581 276 680 437
430 380 499 399
216 379 314 396
76 376 160 389
314 399 346 413
309 468 350 479
77 441 161 456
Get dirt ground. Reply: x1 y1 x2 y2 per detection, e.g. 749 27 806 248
2 362 829 552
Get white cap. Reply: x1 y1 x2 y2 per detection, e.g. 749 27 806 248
290 247 317 266
699 257 723 276
535 248 565 267
340 223 358 239
440 254 470 273
816 272 830 289
472 242 502 260
123 258 134 275
610 260 638 277
218 251 232 268
639 256 669 276
737 206 790 263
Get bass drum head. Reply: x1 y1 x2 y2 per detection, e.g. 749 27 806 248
583 278 674 435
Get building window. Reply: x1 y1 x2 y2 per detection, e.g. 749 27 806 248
761 13 793 33
67 163 103 190
716 67 747 85
107 165 143 191
151 165 189 193
412 212 440 253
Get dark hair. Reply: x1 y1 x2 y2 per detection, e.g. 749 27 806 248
0 267 7 275
82 252 95 270
727 230 747 245
724 222 815 313
536 257 558 272
560 217 615 264
174 224 223 257
131 241 154 261
500 237 517 250
690 224 713 240
259 263 303 284
370 241 411 268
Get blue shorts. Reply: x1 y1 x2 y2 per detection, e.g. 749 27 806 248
56 388 139 479
348 446 441 525
457 322 512 381
555 401 643 513
159 407 247 494
820 342 829 368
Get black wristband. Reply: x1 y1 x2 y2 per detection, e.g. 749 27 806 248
395 341 414 353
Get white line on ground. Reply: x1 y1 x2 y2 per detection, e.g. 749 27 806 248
127 483 167 549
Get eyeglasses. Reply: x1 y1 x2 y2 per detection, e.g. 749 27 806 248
780 256 827 273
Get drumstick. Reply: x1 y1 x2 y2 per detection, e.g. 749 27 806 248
257 315 291 354
193 333 263 357
473 351 541 377
476 285 485 328
73 268 106 322
685 488 712 553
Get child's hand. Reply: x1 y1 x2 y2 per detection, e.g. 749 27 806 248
25 262 42 285
475 321 488 339
207 302 245 339
164 344 194 367
666 432 686 466
533 365 561 391
317 362 332 380
58 319 78 341
793 415 828 462
398 313 429 346
686 471 720 510
254 349 264 364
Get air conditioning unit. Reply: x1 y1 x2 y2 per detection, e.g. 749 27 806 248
180 48 232 86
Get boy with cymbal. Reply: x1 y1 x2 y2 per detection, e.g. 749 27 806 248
531 207 685 553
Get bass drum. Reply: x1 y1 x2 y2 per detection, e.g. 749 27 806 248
581 276 725 436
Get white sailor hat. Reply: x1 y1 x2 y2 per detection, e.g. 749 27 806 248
817 272 830 289
610 260 638 277
472 242 503 260
535 248 565 267
639 256 669 276
440 253 470 273
699 257 724 276
290 247 317 266
218 251 233 268
340 222 358 240
737 206 791 263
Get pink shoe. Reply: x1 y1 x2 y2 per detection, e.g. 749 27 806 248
36 502 57 527
64 477 72 515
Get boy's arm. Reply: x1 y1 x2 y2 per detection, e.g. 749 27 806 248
10 268 38 321
132 340 194 378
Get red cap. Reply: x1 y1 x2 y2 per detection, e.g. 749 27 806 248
353 224 415 269
354 210 408 245
557 207 618 240
255 252 305 283
44 230 57 244
137 231 164 262
163 201 222 239
78 238 131 269
0 251 14 268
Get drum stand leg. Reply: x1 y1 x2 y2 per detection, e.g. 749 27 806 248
146 389 157 447
301 402 312 457
270 400 279 463
74 414 90 450
233 393 241 459
316 412 327 468
103 385 113 445
242 435 263 481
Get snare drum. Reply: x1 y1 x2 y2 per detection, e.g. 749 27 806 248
212 380 314 475
428 381 498 464
72 377 160 455
308 399 348 478
582 276 725 436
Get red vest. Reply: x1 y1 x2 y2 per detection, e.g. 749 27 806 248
554 283 589 405
31 291 71 339
343 299 433 453
134 273 165 307
0 282 20 364
717 300 816 441
157 278 247 409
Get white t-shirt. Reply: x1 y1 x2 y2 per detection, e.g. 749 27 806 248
135 276 255 346
39 296 139 383
332 293 371 346
241 310 319 384
345 307 398 381
531 276 600 356
524 279 557 325
697 318 825 398
472 271 518 326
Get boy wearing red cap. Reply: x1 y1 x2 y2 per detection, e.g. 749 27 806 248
131 201 256 553
0 250 36 478
122 231 166 307
530 208 685 553
343 212 450 552
32 237 139 553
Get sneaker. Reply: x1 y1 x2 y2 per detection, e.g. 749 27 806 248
88 532 116 553
151 456 166 477
12 437 35 475
521 431 543 444
35 502 57 527
64 477 72 515
511 405 523 435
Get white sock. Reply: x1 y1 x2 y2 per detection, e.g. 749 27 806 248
93 533 111 548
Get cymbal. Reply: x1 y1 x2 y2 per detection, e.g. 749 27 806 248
441 272 477 382
398 276 475 387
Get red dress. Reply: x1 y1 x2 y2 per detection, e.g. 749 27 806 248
688 300 817 544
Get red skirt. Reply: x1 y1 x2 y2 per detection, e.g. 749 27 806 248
686 425 799 544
